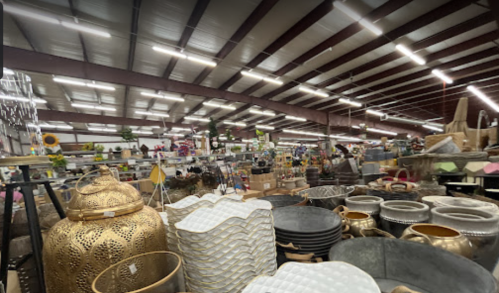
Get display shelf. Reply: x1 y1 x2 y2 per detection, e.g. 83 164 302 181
49 170 151 181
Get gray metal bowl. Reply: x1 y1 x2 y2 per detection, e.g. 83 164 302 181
298 185 354 210
329 238 497 293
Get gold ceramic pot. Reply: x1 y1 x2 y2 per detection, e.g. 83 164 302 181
340 210 377 237
43 166 167 293
401 223 472 258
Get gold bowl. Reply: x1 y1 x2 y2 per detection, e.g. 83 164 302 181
401 223 472 258
340 210 377 237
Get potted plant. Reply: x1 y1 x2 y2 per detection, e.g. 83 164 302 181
114 146 122 159
82 142 94 151
95 144 105 153
51 154 68 177
120 128 137 159
231 145 242 153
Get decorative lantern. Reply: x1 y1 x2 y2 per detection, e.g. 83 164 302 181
43 166 167 293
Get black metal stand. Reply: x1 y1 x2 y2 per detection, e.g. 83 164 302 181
0 165 66 293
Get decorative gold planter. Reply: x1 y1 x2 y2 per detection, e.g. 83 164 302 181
340 210 377 237
43 166 167 293
401 223 472 258
92 251 185 293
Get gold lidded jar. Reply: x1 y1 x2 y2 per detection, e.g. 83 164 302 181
401 223 472 258
43 166 167 293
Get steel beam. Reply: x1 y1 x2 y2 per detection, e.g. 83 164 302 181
123 0 142 119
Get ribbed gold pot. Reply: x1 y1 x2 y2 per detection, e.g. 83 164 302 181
401 223 472 258
43 166 167 293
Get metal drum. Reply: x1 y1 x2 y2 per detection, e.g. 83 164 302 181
329 238 497 293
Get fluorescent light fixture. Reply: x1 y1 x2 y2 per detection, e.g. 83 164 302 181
249 110 275 116
3 68 14 75
162 133 178 137
352 125 361 129
88 128 116 132
151 126 161 129
240 70 283 85
72 103 116 111
333 1 382 36
53 77 115 91
37 124 73 130
53 77 86 86
0 95 46 104
366 128 397 136
299 86 329 98
152 46 187 58
395 44 426 65
203 102 236 110
431 69 453 84
279 142 318 147
187 56 217 67
60 21 111 38
285 115 306 122
172 127 191 131
133 130 153 135
329 134 363 142
339 98 362 107
384 115 425 126
366 109 385 117
4 5 60 24
282 129 326 137
86 83 116 91
423 125 443 132
242 139 253 143
224 121 247 127
256 125 274 130
140 92 184 102
467 85 499 112
135 111 169 117
185 117 210 122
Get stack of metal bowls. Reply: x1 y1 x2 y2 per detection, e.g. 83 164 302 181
273 206 342 263
306 167 319 187
259 194 307 209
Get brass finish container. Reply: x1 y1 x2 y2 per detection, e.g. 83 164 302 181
92 251 185 293
340 210 377 237
401 223 472 258
43 166 167 293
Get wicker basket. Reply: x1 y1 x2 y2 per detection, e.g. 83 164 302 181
367 182 419 201
425 132 465 151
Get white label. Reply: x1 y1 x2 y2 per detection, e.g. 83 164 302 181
163 167 176 176
186 156 192 162
129 263 137 274
128 159 136 165
67 163 77 169
264 183 270 189
103 211 115 218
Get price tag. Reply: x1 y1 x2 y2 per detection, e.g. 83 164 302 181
186 156 192 162
67 163 77 169
103 211 115 218
129 263 137 274
128 159 136 165
263 183 270 189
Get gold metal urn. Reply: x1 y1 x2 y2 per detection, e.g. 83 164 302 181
43 166 167 293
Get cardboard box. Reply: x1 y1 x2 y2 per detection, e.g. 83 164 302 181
250 174 265 182
250 179 276 191
139 179 155 193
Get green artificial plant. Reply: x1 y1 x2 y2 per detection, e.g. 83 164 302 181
120 128 138 149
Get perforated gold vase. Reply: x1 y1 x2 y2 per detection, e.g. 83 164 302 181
43 166 167 293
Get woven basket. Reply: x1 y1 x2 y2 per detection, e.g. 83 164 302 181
367 182 419 201
425 132 465 151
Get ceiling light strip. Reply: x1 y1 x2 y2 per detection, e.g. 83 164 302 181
241 71 283 85
283 129 326 137
395 44 426 65
203 102 236 110
224 121 247 127
88 128 117 132
366 109 385 117
422 125 443 132
285 115 306 122
135 111 169 118
53 77 115 91
153 46 217 67
333 1 383 36
299 86 329 98
60 21 111 38
249 110 275 116
467 85 499 112
339 98 362 107
185 117 210 122
140 92 184 102
255 125 274 130
0 95 46 104
431 69 453 84
72 103 116 111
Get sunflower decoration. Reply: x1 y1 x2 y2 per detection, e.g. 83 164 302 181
43 133 59 148
284 161 292 168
